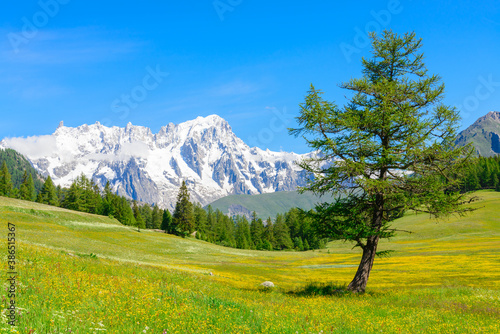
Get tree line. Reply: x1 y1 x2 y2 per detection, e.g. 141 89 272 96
0 157 326 251
461 156 500 192
1 148 499 254
163 181 327 251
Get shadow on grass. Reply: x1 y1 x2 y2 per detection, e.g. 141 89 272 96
286 281 377 297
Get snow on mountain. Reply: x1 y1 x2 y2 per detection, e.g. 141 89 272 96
0 115 310 210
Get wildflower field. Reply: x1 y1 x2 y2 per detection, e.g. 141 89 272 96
0 191 499 333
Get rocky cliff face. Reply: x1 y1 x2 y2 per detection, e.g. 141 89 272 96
456 111 500 157
0 115 310 210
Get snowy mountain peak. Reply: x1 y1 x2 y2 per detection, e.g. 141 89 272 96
1 115 310 210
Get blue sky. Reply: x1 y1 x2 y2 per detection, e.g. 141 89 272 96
1 0 499 154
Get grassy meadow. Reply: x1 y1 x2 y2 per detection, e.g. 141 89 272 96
207 190 336 219
0 190 499 333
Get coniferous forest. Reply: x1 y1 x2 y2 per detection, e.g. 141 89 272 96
1 148 499 252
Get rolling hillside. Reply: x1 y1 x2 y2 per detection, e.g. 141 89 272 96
1 191 499 333
207 190 337 219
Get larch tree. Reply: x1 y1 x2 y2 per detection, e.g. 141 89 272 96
290 31 475 293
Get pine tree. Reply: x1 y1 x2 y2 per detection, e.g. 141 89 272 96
19 171 36 201
492 173 499 190
140 204 153 229
28 173 37 201
293 237 304 251
235 216 252 249
214 209 235 247
172 181 195 236
101 181 114 217
193 203 208 234
151 204 163 229
285 208 301 240
273 213 293 250
38 176 59 206
161 209 173 233
206 205 217 241
133 200 145 231
263 217 275 250
63 182 84 211
115 197 136 226
88 180 102 214
250 212 265 249
0 161 13 197
56 185 65 206
464 164 481 192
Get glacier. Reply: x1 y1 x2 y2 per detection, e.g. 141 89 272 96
0 115 311 210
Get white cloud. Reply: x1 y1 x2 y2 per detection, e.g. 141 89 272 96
2 135 57 159
86 141 150 162
119 141 150 159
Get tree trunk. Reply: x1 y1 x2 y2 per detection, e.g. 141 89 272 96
347 235 379 293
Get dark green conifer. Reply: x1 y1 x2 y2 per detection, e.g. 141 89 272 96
172 181 195 236
0 161 13 197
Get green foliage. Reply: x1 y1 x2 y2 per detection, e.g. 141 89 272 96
293 236 304 251
461 156 500 192
140 203 153 229
290 30 475 292
38 176 59 206
263 217 275 248
62 174 101 213
100 181 135 226
273 214 293 250
151 204 163 229
173 181 195 236
193 202 208 233
250 212 265 249
207 190 336 220
2 192 499 333
0 148 44 193
133 200 146 230
161 209 173 233
0 161 13 197
214 209 235 247
234 215 252 249
19 171 36 201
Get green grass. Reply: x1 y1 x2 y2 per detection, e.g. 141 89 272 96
206 190 337 218
0 191 499 333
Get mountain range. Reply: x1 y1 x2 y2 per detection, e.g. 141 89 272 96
1 111 498 212
0 115 310 210
455 111 500 157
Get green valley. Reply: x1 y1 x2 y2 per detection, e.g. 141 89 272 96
1 191 499 333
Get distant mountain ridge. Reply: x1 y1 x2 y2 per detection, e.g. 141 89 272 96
456 111 500 157
0 115 311 210
207 190 336 220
